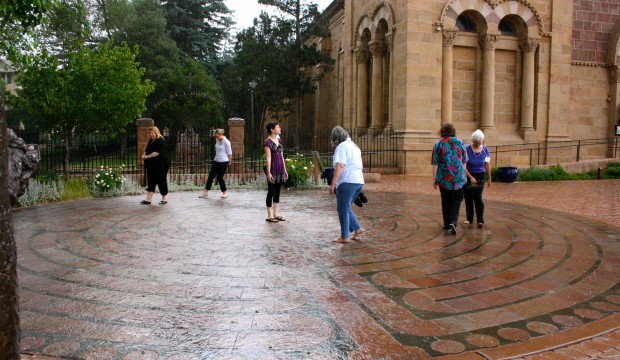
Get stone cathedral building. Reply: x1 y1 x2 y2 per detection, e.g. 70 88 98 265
300 0 620 174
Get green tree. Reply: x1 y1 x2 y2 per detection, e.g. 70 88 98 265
34 0 92 57
148 58 225 133
0 0 55 64
162 0 233 72
227 6 332 142
9 43 154 176
256 0 331 148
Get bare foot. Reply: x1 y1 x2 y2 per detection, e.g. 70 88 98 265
351 228 365 240
332 237 351 243
221 191 228 198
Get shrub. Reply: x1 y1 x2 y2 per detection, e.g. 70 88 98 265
604 161 620 179
517 165 572 181
92 165 126 196
285 153 314 188
17 179 63 207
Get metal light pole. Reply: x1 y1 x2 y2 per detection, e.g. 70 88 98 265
249 80 257 137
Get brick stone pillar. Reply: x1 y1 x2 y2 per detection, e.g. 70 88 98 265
227 117 245 174
136 118 154 186
370 40 386 132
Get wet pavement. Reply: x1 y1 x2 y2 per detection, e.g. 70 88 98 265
15 176 620 359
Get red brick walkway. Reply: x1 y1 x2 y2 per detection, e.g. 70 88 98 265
16 177 620 359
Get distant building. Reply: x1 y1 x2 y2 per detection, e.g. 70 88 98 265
0 60 18 95
299 0 620 173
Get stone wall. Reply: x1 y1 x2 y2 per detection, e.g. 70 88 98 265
572 0 620 63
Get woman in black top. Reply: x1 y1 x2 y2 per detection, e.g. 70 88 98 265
140 126 170 205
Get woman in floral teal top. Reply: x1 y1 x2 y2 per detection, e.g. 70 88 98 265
432 123 468 235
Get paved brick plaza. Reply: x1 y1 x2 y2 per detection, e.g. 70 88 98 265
16 176 620 359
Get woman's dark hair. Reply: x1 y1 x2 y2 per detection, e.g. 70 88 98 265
266 122 278 134
440 123 456 137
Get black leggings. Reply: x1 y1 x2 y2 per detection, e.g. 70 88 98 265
205 161 229 192
146 167 169 196
266 181 283 207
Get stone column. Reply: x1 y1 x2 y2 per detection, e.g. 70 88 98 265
0 87 19 359
385 31 394 131
479 32 500 130
441 29 458 124
608 67 620 157
355 43 370 130
369 40 386 131
227 117 245 174
136 118 154 186
519 37 539 139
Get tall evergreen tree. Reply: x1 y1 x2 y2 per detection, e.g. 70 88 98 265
161 0 233 72
257 0 332 148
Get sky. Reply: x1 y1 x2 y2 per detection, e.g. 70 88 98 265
224 0 333 34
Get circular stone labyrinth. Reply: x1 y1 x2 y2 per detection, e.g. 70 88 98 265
13 190 620 358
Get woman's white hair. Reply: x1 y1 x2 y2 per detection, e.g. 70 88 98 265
471 129 485 143
330 126 350 146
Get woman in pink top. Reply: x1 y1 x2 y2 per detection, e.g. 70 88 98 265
264 122 288 222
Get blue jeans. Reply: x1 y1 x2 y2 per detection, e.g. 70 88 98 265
336 183 363 239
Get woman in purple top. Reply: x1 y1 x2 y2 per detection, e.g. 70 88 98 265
264 122 288 222
463 129 492 228
432 123 468 235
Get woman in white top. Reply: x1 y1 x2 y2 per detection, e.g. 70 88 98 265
200 128 232 198
329 126 365 243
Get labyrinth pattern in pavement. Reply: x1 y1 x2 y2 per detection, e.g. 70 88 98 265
14 190 620 359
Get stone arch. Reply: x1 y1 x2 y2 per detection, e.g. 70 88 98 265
607 23 620 66
355 1 395 42
439 0 542 37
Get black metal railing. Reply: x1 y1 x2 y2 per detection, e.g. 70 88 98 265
12 125 620 184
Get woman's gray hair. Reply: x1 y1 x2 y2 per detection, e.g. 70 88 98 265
471 129 484 143
330 126 350 146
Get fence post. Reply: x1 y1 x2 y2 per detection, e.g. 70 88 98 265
228 117 245 176
136 118 154 186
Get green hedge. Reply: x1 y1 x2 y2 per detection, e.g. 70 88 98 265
492 161 620 182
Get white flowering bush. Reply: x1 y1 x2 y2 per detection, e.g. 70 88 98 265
93 165 125 194
285 153 314 188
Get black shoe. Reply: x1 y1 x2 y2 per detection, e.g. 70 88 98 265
449 223 457 235
359 192 368 203
353 197 363 207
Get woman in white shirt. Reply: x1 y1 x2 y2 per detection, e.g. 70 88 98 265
329 126 365 243
200 128 232 198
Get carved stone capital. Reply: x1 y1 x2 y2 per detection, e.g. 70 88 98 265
442 30 458 47
479 33 500 51
369 40 386 58
520 37 540 54
354 45 370 64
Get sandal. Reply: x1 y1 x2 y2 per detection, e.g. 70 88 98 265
332 237 351 243
478 223 484 229
159 200 168 205
266 218 279 223
352 228 365 240
275 216 285 221
140 200 151 205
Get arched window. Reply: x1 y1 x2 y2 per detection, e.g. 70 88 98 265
456 10 486 33
499 19 517 36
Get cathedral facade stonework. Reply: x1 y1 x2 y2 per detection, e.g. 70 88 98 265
303 0 620 174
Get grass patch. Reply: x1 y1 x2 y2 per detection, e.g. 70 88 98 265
60 178 92 201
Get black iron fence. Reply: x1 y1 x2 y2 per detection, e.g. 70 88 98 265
12 126 620 184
